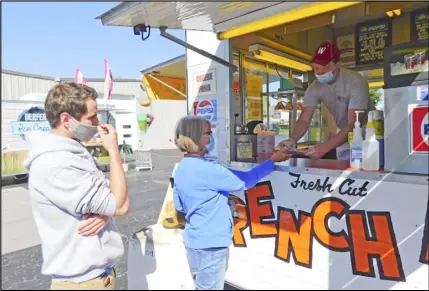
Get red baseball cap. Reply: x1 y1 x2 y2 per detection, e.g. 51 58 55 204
311 41 341 66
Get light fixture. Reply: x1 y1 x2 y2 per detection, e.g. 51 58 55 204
249 44 312 72
369 81 384 88
253 50 312 72
256 33 313 61
386 9 401 17
274 96 286 111
218 2 361 40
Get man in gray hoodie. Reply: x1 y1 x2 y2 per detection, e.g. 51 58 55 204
24 82 129 290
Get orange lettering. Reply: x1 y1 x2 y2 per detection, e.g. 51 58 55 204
275 207 313 268
425 243 429 263
245 181 277 238
347 211 405 281
229 195 249 247
312 198 350 251
419 200 429 264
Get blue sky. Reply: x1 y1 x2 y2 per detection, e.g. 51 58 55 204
2 2 185 79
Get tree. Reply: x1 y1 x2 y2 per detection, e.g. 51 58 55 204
369 88 382 107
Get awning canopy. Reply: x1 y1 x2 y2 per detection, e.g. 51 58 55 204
100 2 353 38
139 55 187 100
98 2 284 32
140 54 185 79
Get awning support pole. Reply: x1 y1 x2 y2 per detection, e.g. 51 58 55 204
146 74 187 98
159 27 237 71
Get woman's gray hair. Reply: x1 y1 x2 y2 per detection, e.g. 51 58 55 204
174 116 210 152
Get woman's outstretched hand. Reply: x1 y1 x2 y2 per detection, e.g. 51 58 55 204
270 150 291 163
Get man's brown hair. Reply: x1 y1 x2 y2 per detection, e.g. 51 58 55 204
44 82 98 128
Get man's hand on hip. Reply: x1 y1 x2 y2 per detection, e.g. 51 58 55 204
78 214 110 236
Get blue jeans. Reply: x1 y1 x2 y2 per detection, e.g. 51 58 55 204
185 247 228 290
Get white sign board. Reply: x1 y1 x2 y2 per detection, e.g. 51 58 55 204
226 169 429 290
192 69 217 97
127 167 428 290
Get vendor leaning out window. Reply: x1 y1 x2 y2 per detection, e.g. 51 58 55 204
279 41 375 160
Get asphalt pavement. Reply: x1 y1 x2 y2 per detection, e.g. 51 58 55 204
1 150 183 290
1 149 239 290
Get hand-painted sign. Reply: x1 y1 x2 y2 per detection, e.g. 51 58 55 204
410 105 429 153
11 107 51 140
228 171 428 288
192 69 217 97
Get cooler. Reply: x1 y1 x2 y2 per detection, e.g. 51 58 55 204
383 40 429 175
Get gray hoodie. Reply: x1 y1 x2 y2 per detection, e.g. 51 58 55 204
24 131 124 283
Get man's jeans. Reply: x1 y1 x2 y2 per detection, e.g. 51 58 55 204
185 247 228 290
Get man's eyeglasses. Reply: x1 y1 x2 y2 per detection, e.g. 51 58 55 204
204 131 212 136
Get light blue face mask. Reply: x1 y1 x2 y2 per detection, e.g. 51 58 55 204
316 70 335 84
205 134 215 154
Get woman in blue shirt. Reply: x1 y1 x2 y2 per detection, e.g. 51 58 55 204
173 116 289 290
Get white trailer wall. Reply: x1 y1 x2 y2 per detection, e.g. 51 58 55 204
1 70 145 101
185 31 231 165
137 99 187 150
1 70 56 101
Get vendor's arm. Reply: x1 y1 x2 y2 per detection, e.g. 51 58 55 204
317 111 355 154
289 107 315 144
288 85 317 144
309 80 370 157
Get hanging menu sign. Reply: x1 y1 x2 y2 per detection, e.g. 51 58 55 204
411 8 429 41
355 18 392 66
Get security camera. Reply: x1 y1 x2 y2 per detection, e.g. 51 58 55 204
133 24 151 41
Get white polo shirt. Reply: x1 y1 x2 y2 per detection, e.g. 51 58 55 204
303 68 375 160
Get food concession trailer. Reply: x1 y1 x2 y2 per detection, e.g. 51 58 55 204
98 2 429 289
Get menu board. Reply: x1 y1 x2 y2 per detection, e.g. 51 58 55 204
355 18 392 66
411 8 429 41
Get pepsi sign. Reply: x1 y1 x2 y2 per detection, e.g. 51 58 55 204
410 105 429 153
417 86 428 101
193 99 217 124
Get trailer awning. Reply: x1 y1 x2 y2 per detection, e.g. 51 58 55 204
97 2 361 38
98 2 307 33
139 55 186 101
140 54 185 79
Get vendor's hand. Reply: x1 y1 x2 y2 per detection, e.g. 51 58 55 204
303 144 330 160
270 150 290 163
277 138 296 151
78 214 110 236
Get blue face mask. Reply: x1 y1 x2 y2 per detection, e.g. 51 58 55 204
316 70 335 84
205 134 215 154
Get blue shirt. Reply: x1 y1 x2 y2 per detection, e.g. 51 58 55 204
173 156 275 249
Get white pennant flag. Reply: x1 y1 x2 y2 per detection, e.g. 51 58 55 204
104 59 113 101
74 68 87 84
